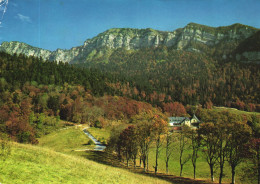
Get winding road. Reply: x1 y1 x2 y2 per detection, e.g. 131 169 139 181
83 128 106 151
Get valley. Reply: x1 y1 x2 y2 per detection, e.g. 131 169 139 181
0 22 259 184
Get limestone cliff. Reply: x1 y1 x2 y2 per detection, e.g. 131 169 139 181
0 23 258 63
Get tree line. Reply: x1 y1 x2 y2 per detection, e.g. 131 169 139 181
108 111 260 184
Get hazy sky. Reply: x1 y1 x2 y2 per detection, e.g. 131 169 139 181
0 0 259 51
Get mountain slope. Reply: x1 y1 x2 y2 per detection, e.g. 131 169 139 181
0 23 259 109
0 23 258 63
234 30 260 63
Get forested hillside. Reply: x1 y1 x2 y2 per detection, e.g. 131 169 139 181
77 46 260 111
0 52 117 96
1 23 260 112
0 52 163 143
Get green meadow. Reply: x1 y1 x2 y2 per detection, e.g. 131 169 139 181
0 134 170 184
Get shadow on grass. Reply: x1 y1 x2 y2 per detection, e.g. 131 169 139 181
80 150 214 184
82 143 90 146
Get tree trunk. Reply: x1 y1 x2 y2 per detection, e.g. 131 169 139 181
143 157 146 172
180 164 183 177
231 166 236 184
155 145 159 174
166 161 169 174
210 164 214 182
140 157 142 167
219 164 224 184
133 156 136 169
257 145 260 184
118 148 121 162
193 165 196 179
146 155 149 171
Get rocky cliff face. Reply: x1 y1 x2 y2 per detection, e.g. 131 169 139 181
82 23 257 51
0 23 258 63
0 41 83 63
0 41 52 60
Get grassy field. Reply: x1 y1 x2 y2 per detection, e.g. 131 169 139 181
147 145 249 184
0 142 170 184
212 106 260 116
81 126 253 183
37 123 256 183
87 127 111 144
38 126 94 153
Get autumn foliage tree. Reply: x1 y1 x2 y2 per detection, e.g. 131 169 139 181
199 122 219 182
152 115 168 174
118 125 138 167
226 122 252 184
137 118 154 172
162 102 187 116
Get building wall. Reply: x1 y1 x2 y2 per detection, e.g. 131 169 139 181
184 120 191 126
191 118 197 124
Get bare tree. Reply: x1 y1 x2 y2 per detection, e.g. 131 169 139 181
153 117 168 174
216 123 228 184
165 131 176 174
187 128 201 179
177 126 191 177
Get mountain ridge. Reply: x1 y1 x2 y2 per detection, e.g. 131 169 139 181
0 22 259 63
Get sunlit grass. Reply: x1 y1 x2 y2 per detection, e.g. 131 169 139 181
0 142 170 184
143 143 249 184
88 127 111 143
38 126 94 153
212 106 260 116
37 124 253 183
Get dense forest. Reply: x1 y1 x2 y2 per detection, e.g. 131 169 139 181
77 46 260 111
0 52 118 96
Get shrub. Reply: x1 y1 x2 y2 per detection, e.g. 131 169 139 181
94 121 102 128
87 139 95 145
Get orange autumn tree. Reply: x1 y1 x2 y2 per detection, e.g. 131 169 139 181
162 102 187 116
136 111 155 172
118 125 138 167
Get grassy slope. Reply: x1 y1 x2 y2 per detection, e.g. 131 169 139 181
38 114 257 184
38 126 94 153
148 146 248 184
88 127 111 144
0 142 169 184
212 106 260 116
79 126 252 183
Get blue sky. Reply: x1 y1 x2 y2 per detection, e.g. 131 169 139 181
0 0 259 51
